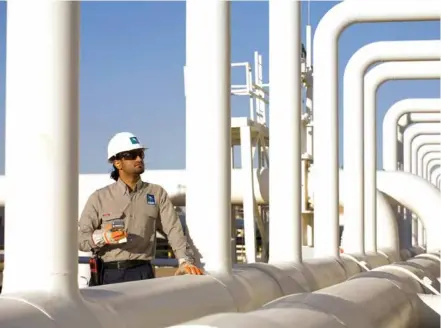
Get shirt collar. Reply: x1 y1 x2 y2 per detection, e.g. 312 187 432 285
116 177 144 195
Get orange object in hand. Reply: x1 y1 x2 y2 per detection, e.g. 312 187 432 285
102 219 127 244
92 219 128 247
174 262 204 276
103 229 128 244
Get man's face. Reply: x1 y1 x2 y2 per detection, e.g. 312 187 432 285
114 149 145 175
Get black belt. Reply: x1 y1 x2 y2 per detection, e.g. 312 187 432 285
103 260 150 270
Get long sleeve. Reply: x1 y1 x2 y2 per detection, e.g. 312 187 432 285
78 191 101 252
158 188 193 261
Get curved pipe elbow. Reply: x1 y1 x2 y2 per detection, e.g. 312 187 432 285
377 170 441 251
382 98 441 170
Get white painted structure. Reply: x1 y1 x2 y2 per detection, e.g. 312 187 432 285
342 41 440 256
383 98 441 171
382 100 441 250
0 1 439 328
422 150 441 180
413 138 441 247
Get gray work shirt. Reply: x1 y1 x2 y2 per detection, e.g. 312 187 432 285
78 178 193 263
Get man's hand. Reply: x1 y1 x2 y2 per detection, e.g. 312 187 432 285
174 261 204 276
92 222 128 247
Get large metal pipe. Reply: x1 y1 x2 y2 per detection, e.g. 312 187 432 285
375 191 400 257
403 123 441 174
430 165 441 185
2 0 81 296
414 136 441 177
423 152 440 179
384 107 440 250
430 163 441 179
185 0 232 274
403 123 440 249
377 171 441 252
400 112 441 124
0 2 103 328
268 0 302 263
426 158 440 180
172 258 440 328
337 169 400 259
398 112 441 134
397 113 441 168
363 61 440 255
383 98 441 170
418 294 441 318
312 0 439 258
417 145 441 178
342 41 440 256
414 141 440 246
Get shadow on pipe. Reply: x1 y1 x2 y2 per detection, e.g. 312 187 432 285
174 260 440 328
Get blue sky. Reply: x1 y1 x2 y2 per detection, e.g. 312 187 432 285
0 1 438 173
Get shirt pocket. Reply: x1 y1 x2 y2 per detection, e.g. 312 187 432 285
133 203 158 238
99 211 124 230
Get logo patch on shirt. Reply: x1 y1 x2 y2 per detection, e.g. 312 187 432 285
146 194 156 205
129 136 139 145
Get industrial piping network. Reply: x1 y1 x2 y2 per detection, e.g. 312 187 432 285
422 149 440 180
340 41 440 256
0 1 440 328
358 61 441 256
383 100 441 251
432 166 441 188
421 148 440 180
402 123 441 249
414 136 441 246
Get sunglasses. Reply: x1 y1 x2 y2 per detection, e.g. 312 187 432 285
116 150 145 160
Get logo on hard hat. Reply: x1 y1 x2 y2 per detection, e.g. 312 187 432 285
130 137 140 145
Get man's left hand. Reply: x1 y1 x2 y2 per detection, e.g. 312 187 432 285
174 262 204 276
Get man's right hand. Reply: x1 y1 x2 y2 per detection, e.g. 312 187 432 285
92 223 128 247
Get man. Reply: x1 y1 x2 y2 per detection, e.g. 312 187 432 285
78 131 203 285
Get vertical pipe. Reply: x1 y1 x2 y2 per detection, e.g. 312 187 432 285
246 63 254 120
404 124 441 174
258 54 265 125
414 141 440 247
343 44 439 255
306 25 312 69
185 0 232 275
364 76 377 254
254 52 261 121
403 122 440 249
240 127 257 263
231 146 235 168
305 86 313 156
312 0 439 259
425 156 441 180
311 9 341 260
430 166 441 185
2 1 80 295
416 141 441 177
421 148 441 179
382 100 441 249
268 0 302 263
231 206 237 264
342 56 366 256
365 61 440 254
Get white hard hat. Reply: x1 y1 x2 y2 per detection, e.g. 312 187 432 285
107 132 145 161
